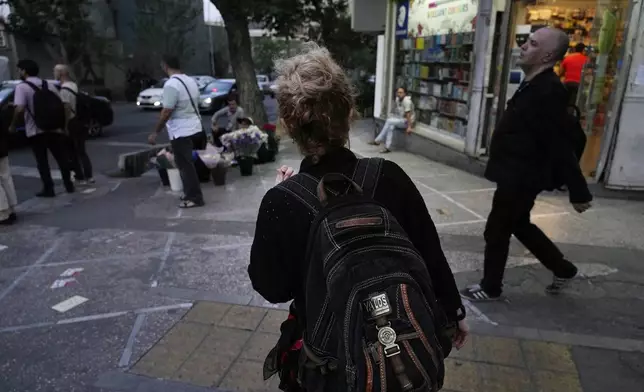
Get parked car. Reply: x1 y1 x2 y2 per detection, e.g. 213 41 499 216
0 80 113 139
198 79 237 113
137 78 167 109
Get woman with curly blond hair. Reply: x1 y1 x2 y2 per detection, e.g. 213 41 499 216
249 44 467 391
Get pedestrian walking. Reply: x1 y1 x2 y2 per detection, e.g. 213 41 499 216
148 54 206 208
54 64 94 185
461 28 593 302
250 44 467 392
0 113 17 225
370 86 414 153
10 59 74 197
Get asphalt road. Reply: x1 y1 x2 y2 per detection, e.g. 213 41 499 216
8 96 279 203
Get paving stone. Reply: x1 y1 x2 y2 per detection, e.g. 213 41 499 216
219 359 281 391
258 309 289 334
158 322 211 355
474 335 525 367
521 341 577 373
449 335 477 361
534 370 583 392
241 332 280 362
219 305 268 331
200 326 252 357
478 363 532 392
132 344 192 379
172 349 235 387
184 302 231 325
443 359 480 392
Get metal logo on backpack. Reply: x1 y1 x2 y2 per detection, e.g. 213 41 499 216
363 293 391 319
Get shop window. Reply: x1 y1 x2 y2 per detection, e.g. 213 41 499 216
394 32 474 139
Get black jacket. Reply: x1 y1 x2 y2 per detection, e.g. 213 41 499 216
248 147 465 322
485 69 592 203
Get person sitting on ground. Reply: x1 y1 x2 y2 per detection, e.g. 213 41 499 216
249 43 467 391
370 86 415 153
211 93 245 147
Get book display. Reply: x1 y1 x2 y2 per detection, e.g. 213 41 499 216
395 32 474 139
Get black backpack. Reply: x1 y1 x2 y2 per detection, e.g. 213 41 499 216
23 80 66 131
278 158 449 392
61 86 92 123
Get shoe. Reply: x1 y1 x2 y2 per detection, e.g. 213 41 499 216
545 273 576 295
368 141 379 146
87 178 95 184
379 148 391 154
460 284 502 302
64 182 75 194
0 213 16 225
36 189 55 198
75 179 88 186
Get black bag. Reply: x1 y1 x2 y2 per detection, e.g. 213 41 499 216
61 86 92 123
278 158 449 392
23 80 66 131
566 105 587 161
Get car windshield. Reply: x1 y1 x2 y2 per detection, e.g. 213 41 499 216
204 81 233 93
0 87 13 103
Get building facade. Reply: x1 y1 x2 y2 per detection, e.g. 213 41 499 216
353 0 644 190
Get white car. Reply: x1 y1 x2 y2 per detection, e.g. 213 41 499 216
257 74 271 93
192 75 216 90
136 78 166 109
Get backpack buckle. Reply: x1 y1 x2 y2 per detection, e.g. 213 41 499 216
377 324 400 358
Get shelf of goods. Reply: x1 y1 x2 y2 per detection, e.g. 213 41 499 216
396 32 474 138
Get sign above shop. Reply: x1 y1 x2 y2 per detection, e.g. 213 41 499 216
408 0 477 37
396 0 410 37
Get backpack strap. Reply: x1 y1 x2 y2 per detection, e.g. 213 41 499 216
276 173 321 214
351 157 383 198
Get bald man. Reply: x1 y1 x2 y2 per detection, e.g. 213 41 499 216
54 64 94 184
461 28 592 302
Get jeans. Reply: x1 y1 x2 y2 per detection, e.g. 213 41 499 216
0 157 17 220
30 132 72 191
375 117 406 149
171 132 207 204
481 186 578 296
67 118 93 180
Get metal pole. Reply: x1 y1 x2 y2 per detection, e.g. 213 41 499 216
208 25 215 76
464 0 493 157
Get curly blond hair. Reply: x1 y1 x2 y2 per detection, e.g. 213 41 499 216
274 43 356 156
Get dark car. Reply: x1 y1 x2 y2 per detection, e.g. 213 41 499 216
198 79 237 113
0 80 113 139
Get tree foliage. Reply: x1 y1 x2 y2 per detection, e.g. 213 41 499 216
0 0 97 67
252 38 290 75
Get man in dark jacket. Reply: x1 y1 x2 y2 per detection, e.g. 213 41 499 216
461 27 592 302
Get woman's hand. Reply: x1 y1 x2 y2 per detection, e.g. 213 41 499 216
275 166 295 184
452 319 469 350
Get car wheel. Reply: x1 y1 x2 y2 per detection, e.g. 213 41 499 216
87 119 103 137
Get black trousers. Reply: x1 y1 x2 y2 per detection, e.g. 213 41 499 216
481 186 578 296
565 82 580 106
67 118 93 180
170 132 207 203
30 132 72 191
212 127 230 148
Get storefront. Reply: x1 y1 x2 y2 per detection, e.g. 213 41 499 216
491 0 639 183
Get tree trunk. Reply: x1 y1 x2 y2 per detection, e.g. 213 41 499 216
212 0 268 126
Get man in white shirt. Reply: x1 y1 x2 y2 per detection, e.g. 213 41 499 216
148 55 206 208
55 64 94 185
371 87 415 153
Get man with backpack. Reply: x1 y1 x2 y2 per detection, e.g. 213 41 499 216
55 64 94 185
460 28 593 302
10 59 74 197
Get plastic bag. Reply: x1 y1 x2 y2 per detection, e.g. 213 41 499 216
196 143 228 169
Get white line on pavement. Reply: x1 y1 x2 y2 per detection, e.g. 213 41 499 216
201 242 254 251
119 314 147 367
57 311 128 324
442 188 496 194
0 237 64 303
150 232 176 288
462 299 498 326
414 181 485 220
434 211 570 228
134 303 193 314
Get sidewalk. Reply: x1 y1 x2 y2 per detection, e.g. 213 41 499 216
86 121 644 391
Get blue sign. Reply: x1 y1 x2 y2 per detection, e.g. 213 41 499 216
395 0 409 37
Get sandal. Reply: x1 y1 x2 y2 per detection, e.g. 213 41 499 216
179 200 204 209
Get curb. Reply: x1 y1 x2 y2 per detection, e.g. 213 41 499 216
117 144 170 177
